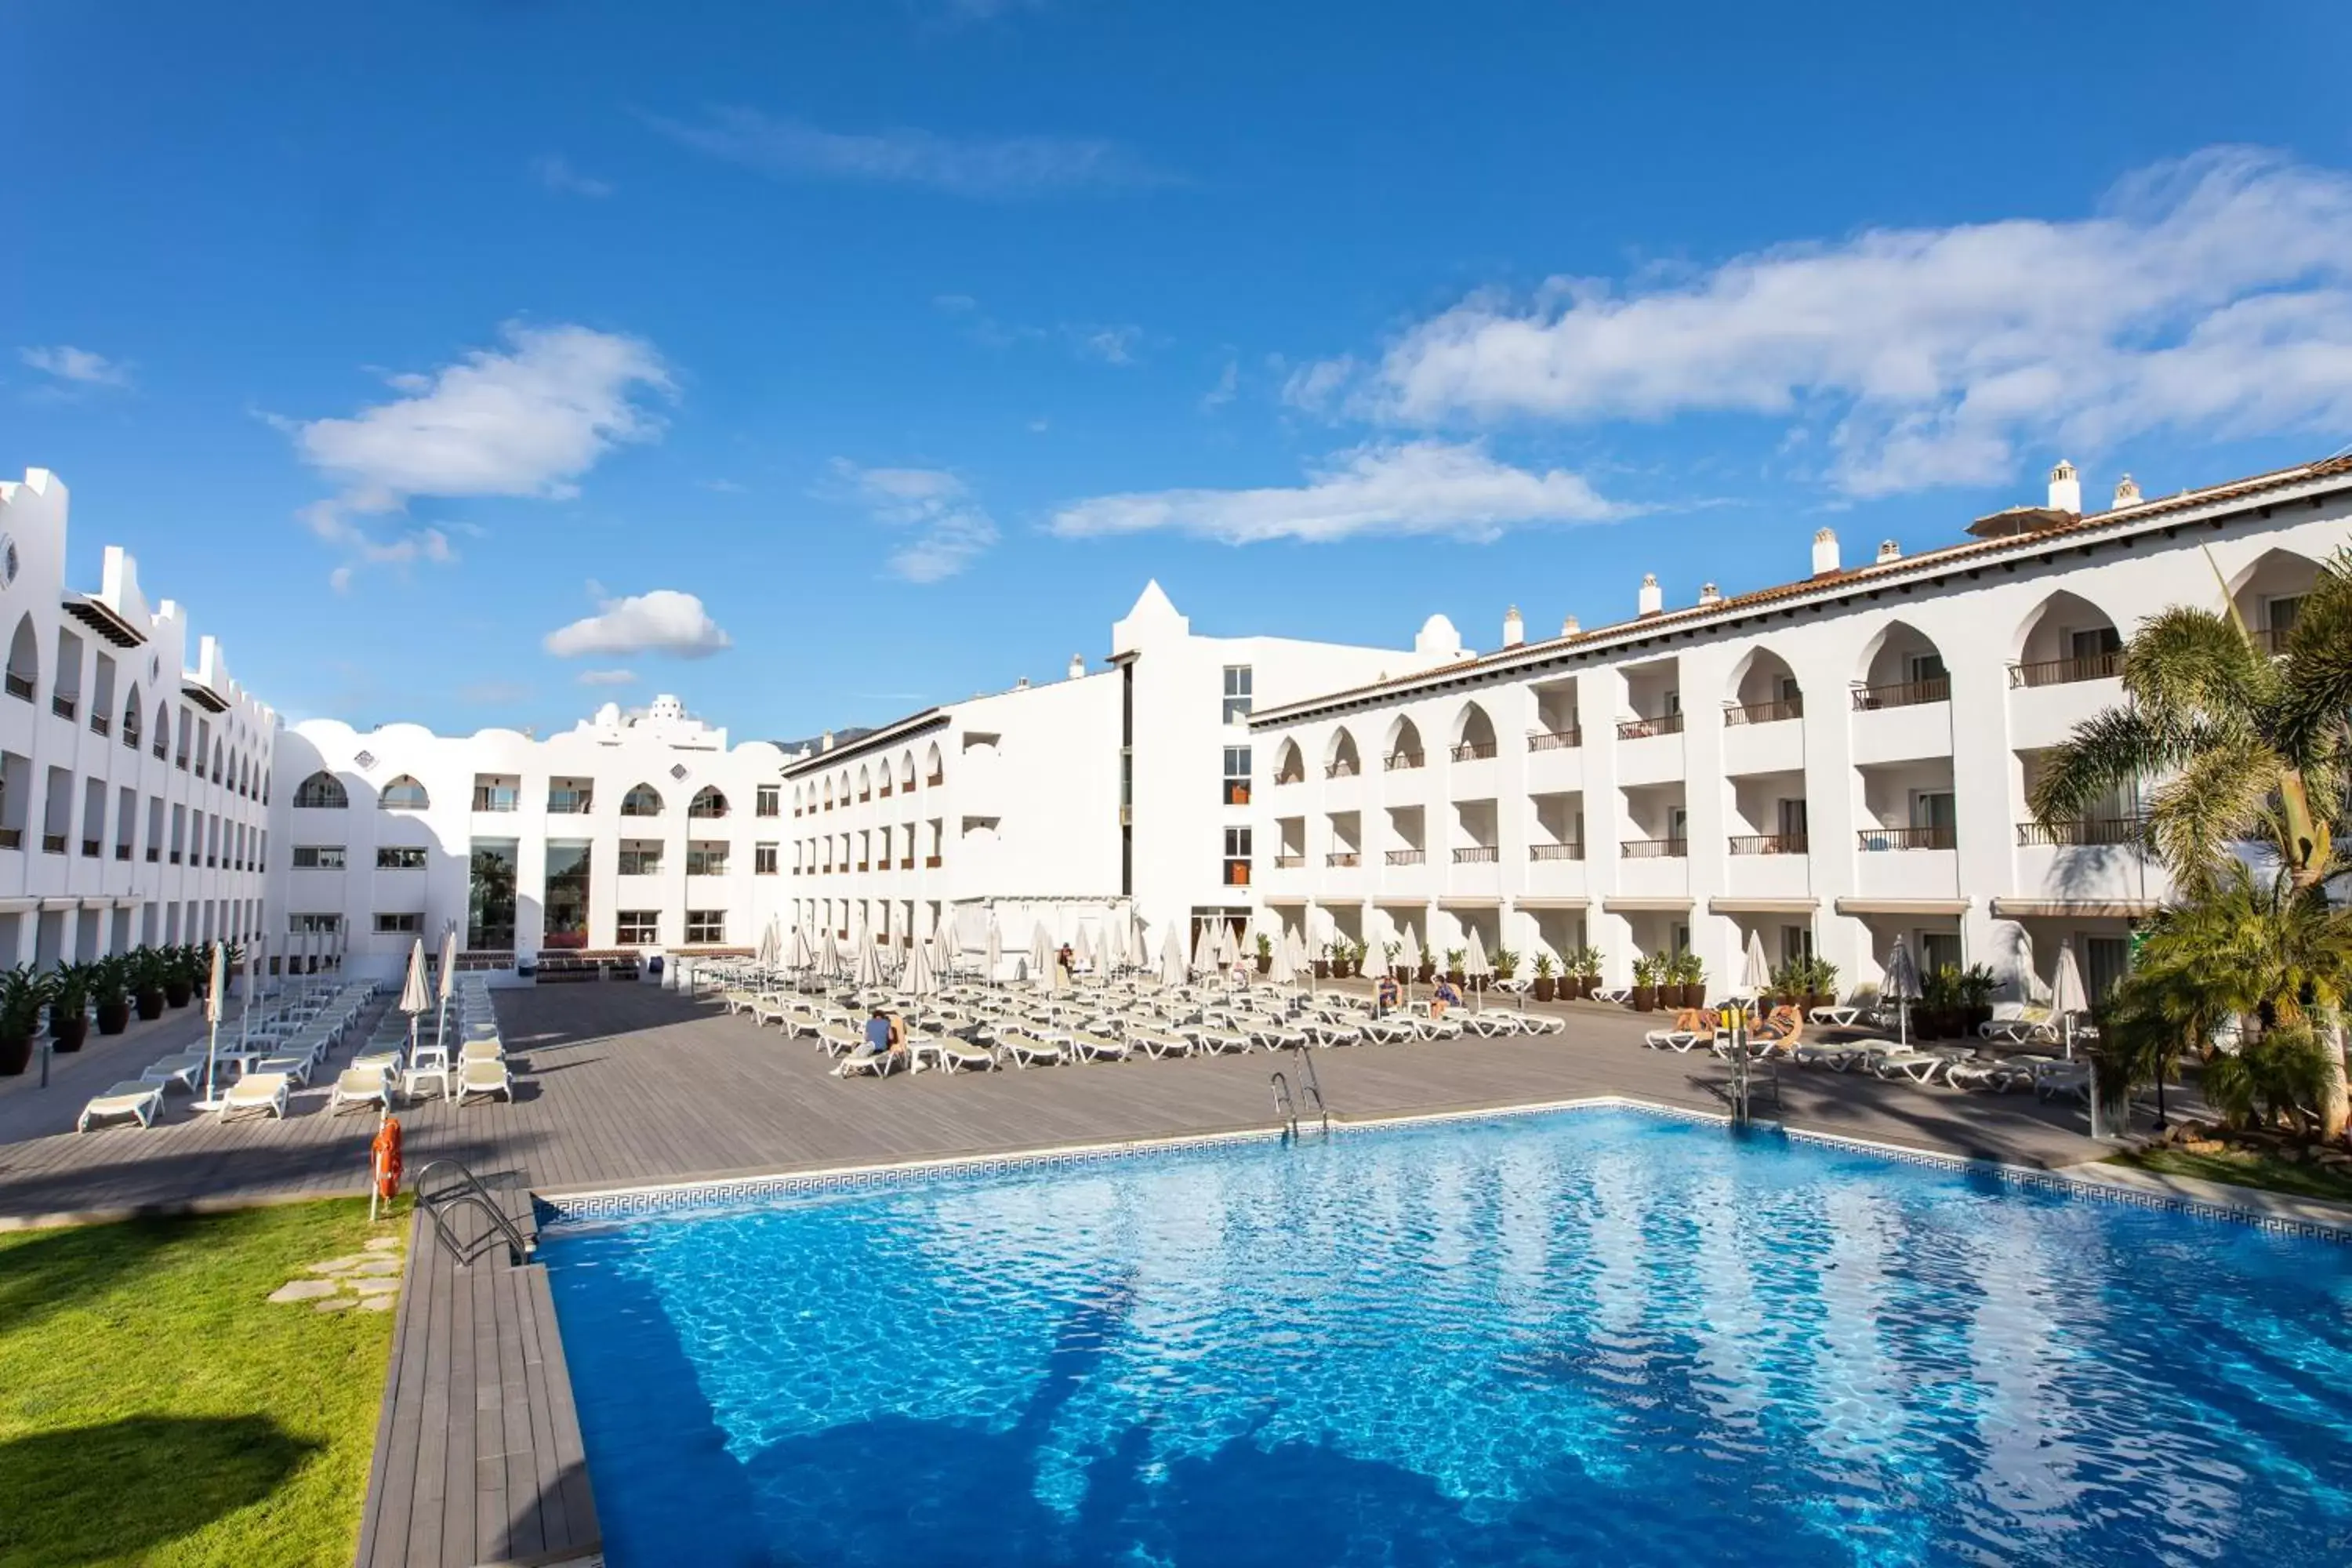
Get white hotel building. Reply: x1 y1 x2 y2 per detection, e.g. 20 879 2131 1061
0 470 276 969
1248 457 2352 1003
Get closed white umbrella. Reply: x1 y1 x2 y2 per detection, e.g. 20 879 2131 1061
398 937 430 1057
1740 930 1772 998
757 916 782 971
789 921 814 983
1464 927 1493 1011
435 924 458 1051
1073 924 1095 973
852 931 884 991
2015 927 2053 1005
194 941 229 1110
1361 931 1391 982
819 927 840 982
1399 920 1422 1005
1160 923 1188 989
1102 911 1129 975
898 929 938 1041
985 914 1004 988
2052 938 2089 1062
238 938 260 1056
1284 925 1312 997
1029 920 1054 991
1191 920 1218 977
1882 935 1922 1048
1269 926 1298 986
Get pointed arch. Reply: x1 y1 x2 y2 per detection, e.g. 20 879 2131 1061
292 770 349 808
689 784 729 819
622 781 665 817
1854 619 1948 706
855 764 871 802
924 742 945 786
2224 546 2325 650
122 681 143 748
1325 726 1362 779
2012 589 2122 683
379 774 430 810
1273 738 1305 785
898 750 916 790
3 615 35 701
1382 715 1425 770
1452 702 1497 760
1725 646 1802 721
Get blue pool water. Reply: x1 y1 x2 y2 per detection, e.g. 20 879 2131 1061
543 1111 2352 1566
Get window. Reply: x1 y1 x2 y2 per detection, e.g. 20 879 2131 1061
755 842 779 875
1221 665 1254 724
374 912 423 935
617 910 659 945
379 775 430 810
689 786 728 819
1921 931 1963 976
686 909 726 944
292 771 349 808
1222 826 1253 887
1911 791 1957 848
2085 935 2132 1003
376 845 427 869
288 912 343 934
618 842 663 876
687 843 728 876
1907 652 1949 686
1780 925 1814 966
756 785 780 818
292 844 347 870
1222 746 1251 807
621 782 664 817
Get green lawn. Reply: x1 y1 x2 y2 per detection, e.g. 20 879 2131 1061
2111 1145 2352 1206
0 1198 401 1568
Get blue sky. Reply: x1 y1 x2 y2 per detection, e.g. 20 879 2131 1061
6 0 2351 740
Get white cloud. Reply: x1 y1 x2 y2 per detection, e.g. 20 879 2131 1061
644 107 1167 198
1073 325 1141 365
1200 359 1239 411
532 155 615 198
831 461 1000 582
1317 148 2352 495
19 345 131 389
1048 440 1622 545
577 668 637 687
543 590 731 659
289 321 670 586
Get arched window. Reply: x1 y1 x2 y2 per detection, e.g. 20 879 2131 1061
689 785 728 818
293 771 349 808
856 765 872 803
1854 621 1949 710
1384 717 1425 771
211 740 224 785
1273 739 1305 785
924 743 944 786
1452 703 1497 760
621 782 664 817
4 615 36 701
379 774 430 810
1726 649 1803 724
1326 727 1362 779
122 683 143 750
153 702 169 759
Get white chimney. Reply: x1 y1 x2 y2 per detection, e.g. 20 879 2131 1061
1015 676 1030 690
821 730 835 752
1067 653 1085 680
1697 583 1722 608
1637 574 1663 616
2047 459 2082 514
1502 606 1524 647
2111 474 2141 510
1812 527 1840 576
1875 539 1902 564
1560 615 1581 637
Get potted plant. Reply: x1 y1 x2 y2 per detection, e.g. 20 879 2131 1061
131 947 168 1021
0 964 54 1075
1918 964 1959 1039
1315 942 1333 981
1494 948 1519 985
1957 963 1997 1037
1666 951 1697 1007
1533 953 1556 1003
1381 940 1404 979
1254 932 1273 975
1417 945 1436 985
1444 947 1466 986
1573 946 1602 1000
163 944 198 1008
1631 953 1659 1012
93 954 133 1036
48 960 93 1052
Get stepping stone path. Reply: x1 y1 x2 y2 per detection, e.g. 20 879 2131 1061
271 1232 408 1314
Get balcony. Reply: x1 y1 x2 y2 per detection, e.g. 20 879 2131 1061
1326 760 1359 780
1851 677 1950 711
1724 697 1803 726
1527 728 1581 752
1383 752 1424 772
42 833 67 855
2009 652 2121 688
1616 713 1683 741
473 789 520 812
547 793 593 815
1450 741 1497 762
1385 848 1425 865
1326 851 1361 867
3 673 31 701
49 693 74 721
1729 833 1809 855
0 827 18 849
927 771 946 788
1529 843 1584 861
925 854 942 868
1275 853 1305 868
1621 837 1687 858
114 844 131 860
1858 825 1956 851
2017 818 2140 848
899 855 914 870
89 713 109 737
878 782 893 799
80 837 100 858
1451 846 1498 864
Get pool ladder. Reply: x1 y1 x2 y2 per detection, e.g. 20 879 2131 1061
1270 1044 1330 1139
413 1159 532 1268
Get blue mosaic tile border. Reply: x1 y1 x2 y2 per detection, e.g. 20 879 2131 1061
535 1094 2352 1245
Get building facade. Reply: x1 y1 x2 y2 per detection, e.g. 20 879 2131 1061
1249 458 2352 1004
785 582 1467 971
0 470 276 968
270 697 793 979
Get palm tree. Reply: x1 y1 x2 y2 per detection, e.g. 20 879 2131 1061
2032 547 2352 1135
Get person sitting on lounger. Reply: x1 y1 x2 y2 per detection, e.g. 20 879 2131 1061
1432 978 1462 1018
1374 974 1401 1015
861 1007 893 1058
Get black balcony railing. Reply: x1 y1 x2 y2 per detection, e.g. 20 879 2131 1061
1326 760 1359 779
49 693 74 720
2009 652 2122 688
1729 832 1809 855
2016 818 2140 847
1326 851 1360 866
1450 740 1498 761
1616 713 1684 741
1724 697 1803 726
1274 853 1305 868
3 672 31 701
1384 751 1424 771
1851 677 1951 711
1621 837 1687 858
1527 728 1582 751
42 833 67 855
1529 843 1584 861
89 713 109 737
1858 825 1957 851
1451 845 1498 863
1385 848 1425 865
80 838 100 858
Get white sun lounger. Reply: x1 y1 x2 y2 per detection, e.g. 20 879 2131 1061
833 1047 906 1078
1071 1031 1133 1062
1134 1031 1197 1059
220 1071 292 1121
330 1065 395 1115
140 1054 205 1091
1000 1030 1069 1068
456 1058 514 1103
79 1081 165 1132
1871 1048 1950 1084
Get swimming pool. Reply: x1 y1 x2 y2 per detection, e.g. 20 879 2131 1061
543 1109 2352 1566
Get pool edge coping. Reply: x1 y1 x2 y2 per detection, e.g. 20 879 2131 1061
530 1095 2352 1244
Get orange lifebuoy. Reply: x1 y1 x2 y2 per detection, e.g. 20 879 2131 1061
370 1116 403 1200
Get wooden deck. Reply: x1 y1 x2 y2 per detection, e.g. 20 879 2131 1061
0 980 2110 1567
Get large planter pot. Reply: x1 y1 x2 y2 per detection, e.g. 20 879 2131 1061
136 989 165 1022
165 981 193 1008
1577 977 1598 999
1446 969 1465 988
1416 964 1435 985
0 1033 31 1076
49 1012 89 1053
1632 984 1656 1012
1256 956 1272 976
96 1000 132 1036
1682 982 1707 1008
1313 961 1331 980
1533 977 1556 1003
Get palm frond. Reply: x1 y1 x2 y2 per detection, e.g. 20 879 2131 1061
2122 605 2277 732
2028 706 2195 827
2140 735 2282 891
2275 546 2352 763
